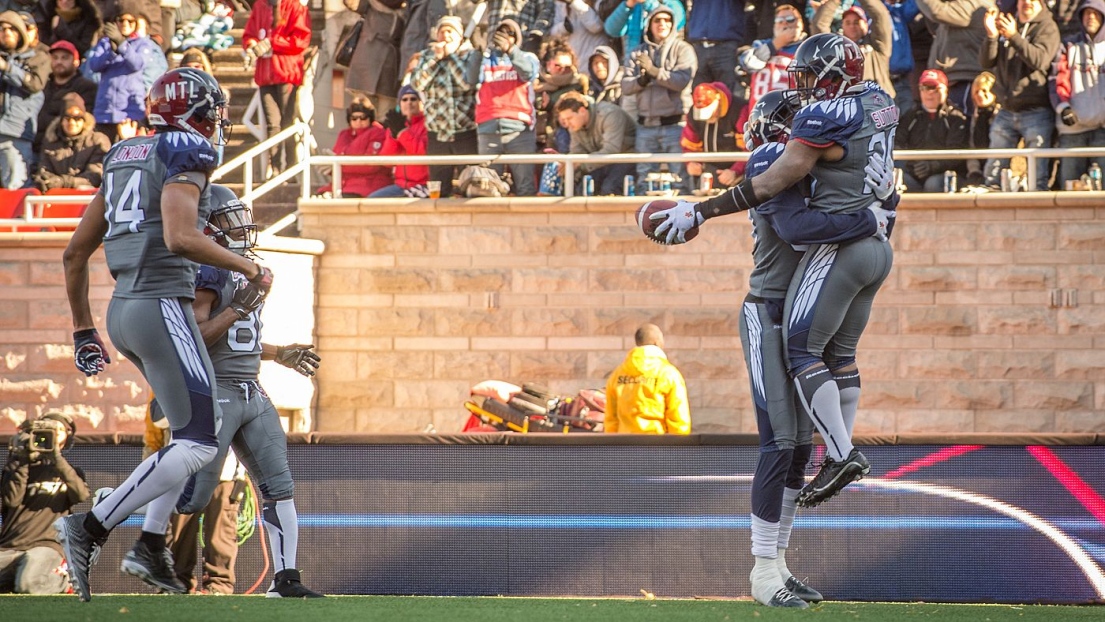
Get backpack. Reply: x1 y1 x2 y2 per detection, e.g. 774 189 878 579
456 164 511 198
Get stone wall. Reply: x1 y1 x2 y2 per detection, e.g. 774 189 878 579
1 193 1102 435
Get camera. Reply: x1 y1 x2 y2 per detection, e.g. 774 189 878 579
30 419 61 452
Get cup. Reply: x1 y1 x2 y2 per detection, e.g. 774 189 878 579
427 181 442 199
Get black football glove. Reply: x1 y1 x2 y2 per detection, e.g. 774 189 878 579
1060 107 1078 127
230 281 267 320
74 328 111 376
249 264 274 294
275 344 320 377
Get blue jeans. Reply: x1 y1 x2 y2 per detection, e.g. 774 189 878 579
635 123 685 194
1057 128 1105 188
368 184 407 198
0 137 32 189
478 128 537 196
985 107 1054 190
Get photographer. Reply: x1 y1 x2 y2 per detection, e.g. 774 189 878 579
1 412 90 594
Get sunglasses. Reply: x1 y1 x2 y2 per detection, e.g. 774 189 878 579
349 114 369 121
64 114 85 120
116 16 136 23
775 15 799 23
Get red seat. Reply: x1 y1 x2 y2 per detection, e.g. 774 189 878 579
38 188 96 231
0 189 43 232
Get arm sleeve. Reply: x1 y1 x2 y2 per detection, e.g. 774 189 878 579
863 0 895 57
1050 45 1071 108
604 1 631 38
810 0 839 34
604 373 619 433
1007 21 1061 74
761 195 877 245
271 3 313 55
194 265 227 308
915 0 976 27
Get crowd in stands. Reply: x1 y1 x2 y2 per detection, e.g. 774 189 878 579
1 0 1104 199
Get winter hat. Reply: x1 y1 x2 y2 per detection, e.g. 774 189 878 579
62 92 88 116
842 4 869 35
347 97 376 124
49 39 80 58
0 11 28 50
117 0 151 23
435 15 463 38
180 47 212 72
646 4 675 34
398 84 421 101
495 18 522 45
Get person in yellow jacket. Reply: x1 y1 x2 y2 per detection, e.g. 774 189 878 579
604 323 691 434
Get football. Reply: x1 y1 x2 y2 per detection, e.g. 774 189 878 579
635 199 700 245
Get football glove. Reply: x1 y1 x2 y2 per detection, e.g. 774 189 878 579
230 281 267 320
275 344 321 377
650 200 705 245
867 202 896 241
249 264 274 294
74 328 111 376
863 159 895 201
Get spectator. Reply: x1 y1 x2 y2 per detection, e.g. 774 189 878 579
35 41 94 157
409 15 478 197
897 68 969 192
1052 0 1084 37
967 70 997 184
980 0 1060 190
622 4 695 194
399 0 483 79
813 0 897 97
33 92 109 191
243 0 312 174
179 44 210 72
489 0 555 54
535 38 589 152
466 18 540 196
170 0 233 54
555 91 636 194
343 0 404 113
318 97 393 198
41 0 103 59
681 82 742 189
685 0 745 96
604 0 686 61
0 10 48 189
1049 0 1105 189
134 12 166 91
551 0 614 67
604 323 690 435
0 413 90 594
885 0 921 113
749 0 808 41
370 84 430 197
96 0 163 47
587 44 623 103
916 0 993 115
85 2 161 142
738 3 806 151
17 11 49 55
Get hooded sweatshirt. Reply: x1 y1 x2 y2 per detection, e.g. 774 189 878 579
980 3 1061 111
0 10 48 141
603 344 690 434
679 81 740 173
588 44 623 104
468 18 540 132
621 5 697 122
1049 0 1105 133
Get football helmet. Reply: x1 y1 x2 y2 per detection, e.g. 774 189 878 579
744 89 801 150
787 33 864 105
147 68 231 144
206 184 257 255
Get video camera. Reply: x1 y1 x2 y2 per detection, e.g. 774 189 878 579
30 419 63 452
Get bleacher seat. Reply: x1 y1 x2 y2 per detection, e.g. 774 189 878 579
38 188 96 230
0 188 43 232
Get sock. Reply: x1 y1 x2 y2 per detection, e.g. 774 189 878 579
750 514 780 559
778 487 800 550
794 366 852 461
263 498 299 574
91 440 216 530
83 512 108 540
776 547 794 582
749 555 785 605
138 530 166 553
834 369 862 438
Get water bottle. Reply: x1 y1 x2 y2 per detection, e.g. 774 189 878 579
1088 163 1102 191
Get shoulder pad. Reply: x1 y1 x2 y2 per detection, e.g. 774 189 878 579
791 98 863 146
156 133 219 180
745 143 785 179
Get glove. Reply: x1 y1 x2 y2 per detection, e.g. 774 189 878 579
492 30 513 52
867 202 896 242
382 107 406 139
249 264 274 294
229 281 267 320
863 159 895 201
74 328 111 376
636 52 659 78
1060 107 1078 127
243 39 272 70
911 160 933 180
102 22 125 47
650 200 705 245
275 344 321 377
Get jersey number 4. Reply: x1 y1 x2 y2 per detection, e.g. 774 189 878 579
103 171 147 236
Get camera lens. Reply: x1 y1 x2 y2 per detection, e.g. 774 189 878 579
31 430 54 451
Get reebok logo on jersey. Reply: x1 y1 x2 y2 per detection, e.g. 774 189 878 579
112 143 153 163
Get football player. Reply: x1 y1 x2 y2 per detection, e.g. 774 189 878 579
174 185 323 598
652 33 898 508
739 89 892 608
59 67 275 602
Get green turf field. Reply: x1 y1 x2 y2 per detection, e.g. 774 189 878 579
1 596 1101 622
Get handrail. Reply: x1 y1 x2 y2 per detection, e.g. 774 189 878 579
211 121 312 201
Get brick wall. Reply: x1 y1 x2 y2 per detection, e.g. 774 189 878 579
2 193 1102 435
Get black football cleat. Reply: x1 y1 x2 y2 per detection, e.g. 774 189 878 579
266 569 325 598
121 542 188 594
55 513 103 602
786 576 824 603
766 587 810 608
797 448 870 508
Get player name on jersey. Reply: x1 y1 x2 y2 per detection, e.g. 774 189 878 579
111 143 154 164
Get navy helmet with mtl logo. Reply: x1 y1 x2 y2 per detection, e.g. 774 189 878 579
206 184 257 255
147 67 231 143
787 33 865 105
744 89 801 150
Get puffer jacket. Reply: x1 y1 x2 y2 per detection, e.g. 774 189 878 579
980 6 1061 111
34 110 111 190
1049 0 1105 133
604 344 690 434
320 122 393 197
85 33 161 123
0 11 48 141
378 112 429 189
620 6 696 122
242 0 311 87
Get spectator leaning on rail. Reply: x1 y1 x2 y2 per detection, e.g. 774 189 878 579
410 14 478 198
1048 0 1105 189
622 4 696 194
34 91 109 191
318 97 394 198
370 84 430 198
812 0 897 97
915 0 994 115
555 91 637 195
680 82 742 189
980 0 1060 190
897 68 970 192
0 10 48 189
604 323 691 435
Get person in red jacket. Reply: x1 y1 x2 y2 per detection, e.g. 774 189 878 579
370 85 431 198
242 0 311 175
318 98 393 198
